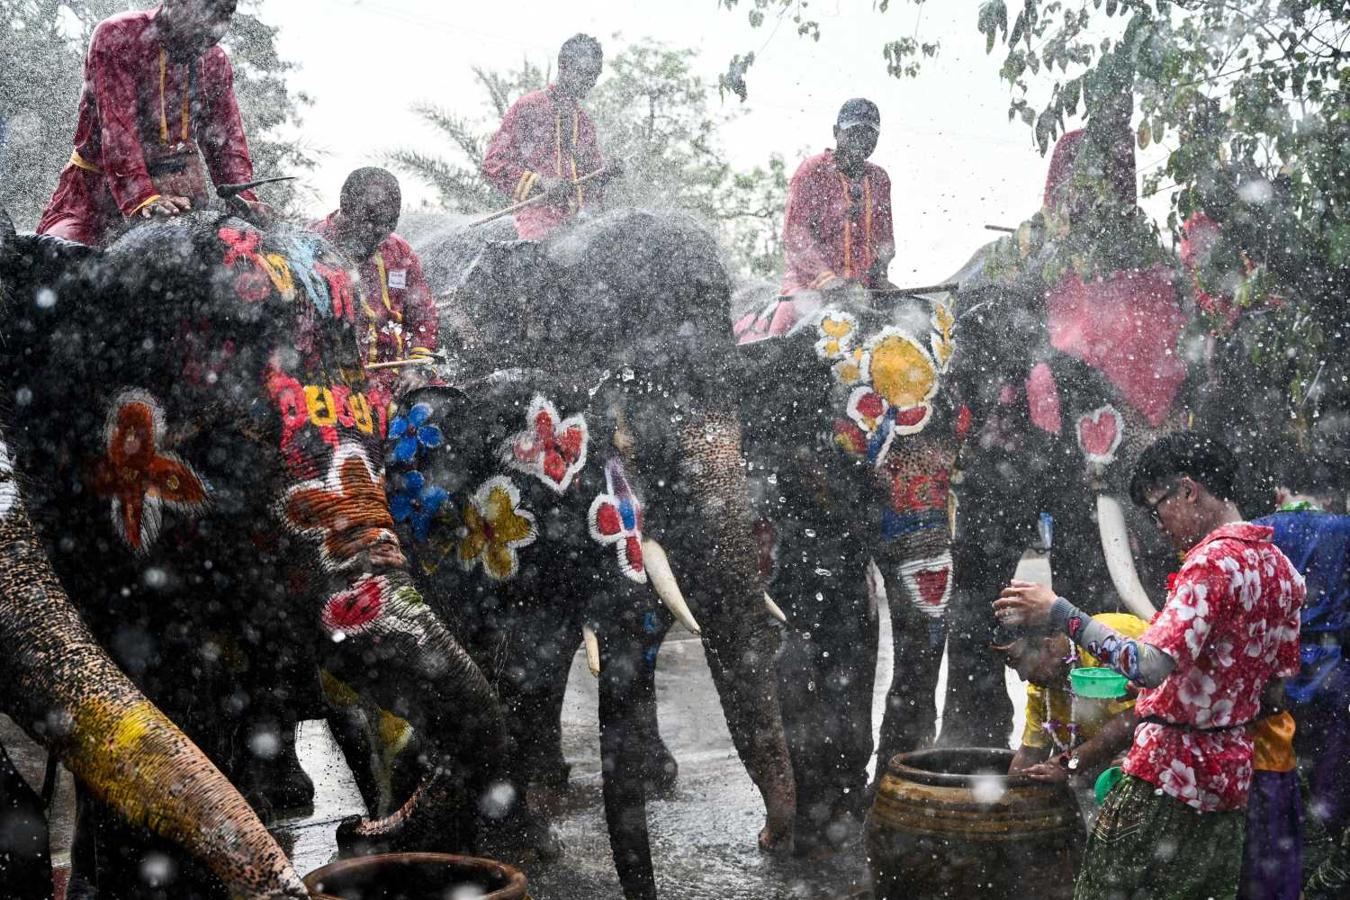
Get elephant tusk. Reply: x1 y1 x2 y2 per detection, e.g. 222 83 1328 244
583 624 601 677
1096 493 1158 619
642 538 702 636
764 593 787 624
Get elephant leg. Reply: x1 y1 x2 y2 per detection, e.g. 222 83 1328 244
515 632 577 793
940 520 1024 748
776 535 875 852
0 741 50 900
873 574 947 780
597 627 659 900
636 612 677 795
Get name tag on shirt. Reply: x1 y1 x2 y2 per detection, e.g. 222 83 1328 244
387 269 408 290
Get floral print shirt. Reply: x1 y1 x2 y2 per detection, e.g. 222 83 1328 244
1123 523 1304 812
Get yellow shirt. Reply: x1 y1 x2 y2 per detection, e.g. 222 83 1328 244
1022 612 1150 751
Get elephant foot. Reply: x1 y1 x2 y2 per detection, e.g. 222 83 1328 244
790 792 863 858
478 803 565 866
529 759 572 793
640 744 679 798
758 817 793 854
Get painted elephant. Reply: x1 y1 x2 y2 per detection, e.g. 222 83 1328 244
0 422 306 899
400 210 797 900
731 280 968 850
0 209 509 894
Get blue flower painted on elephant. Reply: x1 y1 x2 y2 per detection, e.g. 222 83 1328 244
389 403 444 463
390 470 450 542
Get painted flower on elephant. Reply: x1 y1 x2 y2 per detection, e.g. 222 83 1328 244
389 403 444 463
458 476 538 581
218 226 298 304
813 311 871 387
588 459 647 584
281 444 404 571
389 470 450 543
1075 404 1124 466
88 390 209 553
501 396 588 494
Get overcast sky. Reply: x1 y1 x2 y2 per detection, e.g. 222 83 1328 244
264 0 1170 281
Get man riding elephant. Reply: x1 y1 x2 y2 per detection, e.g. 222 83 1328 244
734 97 896 344
37 0 261 245
312 167 440 396
481 33 625 239
0 208 514 895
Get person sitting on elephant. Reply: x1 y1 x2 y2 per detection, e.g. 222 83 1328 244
998 612 1148 782
481 33 624 240
312 167 439 395
36 0 260 245
733 97 895 344
995 432 1305 900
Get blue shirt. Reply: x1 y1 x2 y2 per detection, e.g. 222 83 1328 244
1256 511 1350 705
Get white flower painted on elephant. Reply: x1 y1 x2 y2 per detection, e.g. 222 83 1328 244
0 439 15 520
814 310 858 361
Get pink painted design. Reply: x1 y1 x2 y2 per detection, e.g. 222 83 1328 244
501 396 589 494
588 459 647 584
1026 362 1063 435
1076 405 1124 465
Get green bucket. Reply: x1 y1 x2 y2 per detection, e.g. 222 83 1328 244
1069 666 1128 699
1094 766 1124 805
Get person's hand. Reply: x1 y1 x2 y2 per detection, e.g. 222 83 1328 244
993 579 1059 629
534 176 574 204
141 195 192 218
1021 760 1070 784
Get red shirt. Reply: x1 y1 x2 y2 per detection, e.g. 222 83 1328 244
37 7 255 237
780 150 895 296
481 85 605 240
312 214 439 368
1124 523 1304 812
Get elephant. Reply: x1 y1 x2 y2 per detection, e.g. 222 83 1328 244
394 209 798 900
0 208 512 895
0 420 307 899
730 280 969 850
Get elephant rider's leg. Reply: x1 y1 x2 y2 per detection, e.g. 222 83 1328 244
775 514 875 851
873 573 947 776
0 741 51 900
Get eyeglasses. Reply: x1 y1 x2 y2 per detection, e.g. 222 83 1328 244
1144 481 1184 525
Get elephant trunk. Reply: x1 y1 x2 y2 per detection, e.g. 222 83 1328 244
0 506 304 898
675 408 796 850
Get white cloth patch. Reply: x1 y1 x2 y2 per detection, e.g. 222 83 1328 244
386 268 408 290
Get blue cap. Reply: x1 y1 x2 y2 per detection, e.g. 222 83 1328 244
837 98 880 132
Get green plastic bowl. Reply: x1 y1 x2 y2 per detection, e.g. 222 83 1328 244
1070 666 1129 699
1095 766 1124 805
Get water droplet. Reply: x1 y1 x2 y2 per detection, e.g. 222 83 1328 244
35 288 56 309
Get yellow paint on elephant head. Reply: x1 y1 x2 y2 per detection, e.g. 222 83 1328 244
833 347 869 386
869 332 937 408
815 312 857 360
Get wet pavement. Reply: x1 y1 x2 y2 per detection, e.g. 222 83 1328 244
3 586 1027 899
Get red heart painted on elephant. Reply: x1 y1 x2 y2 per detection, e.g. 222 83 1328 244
914 568 950 606
504 397 590 493
1076 405 1124 462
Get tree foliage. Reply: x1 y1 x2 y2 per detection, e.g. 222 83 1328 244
0 1 312 225
389 39 789 278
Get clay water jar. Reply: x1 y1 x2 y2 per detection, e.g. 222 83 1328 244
866 747 1083 900
303 852 528 900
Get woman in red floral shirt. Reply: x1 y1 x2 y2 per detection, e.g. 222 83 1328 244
996 433 1304 900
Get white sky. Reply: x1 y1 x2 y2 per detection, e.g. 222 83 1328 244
265 0 1171 281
